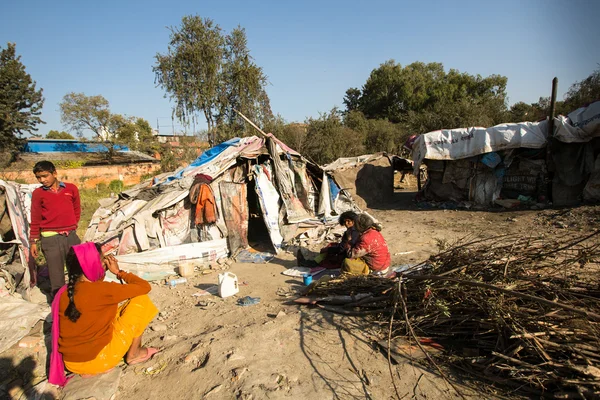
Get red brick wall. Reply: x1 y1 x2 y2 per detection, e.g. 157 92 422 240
2 162 161 188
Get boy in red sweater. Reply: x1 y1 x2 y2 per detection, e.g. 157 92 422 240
30 161 81 297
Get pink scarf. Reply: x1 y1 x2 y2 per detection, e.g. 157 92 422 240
49 242 105 386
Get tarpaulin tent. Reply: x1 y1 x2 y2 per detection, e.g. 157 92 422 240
323 153 394 209
84 135 360 279
411 101 600 206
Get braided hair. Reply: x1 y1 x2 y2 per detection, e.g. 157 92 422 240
64 243 103 322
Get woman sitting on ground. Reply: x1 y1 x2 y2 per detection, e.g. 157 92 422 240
342 213 391 276
49 242 159 385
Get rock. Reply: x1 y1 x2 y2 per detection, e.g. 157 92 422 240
62 368 121 400
18 335 43 348
204 384 223 397
162 335 177 341
151 323 168 332
275 311 286 319
228 350 245 362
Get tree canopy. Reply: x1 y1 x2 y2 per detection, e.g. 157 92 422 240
154 15 272 145
59 92 157 156
46 130 75 139
345 61 508 133
0 42 44 152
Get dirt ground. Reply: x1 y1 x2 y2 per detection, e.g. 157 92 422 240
3 173 599 400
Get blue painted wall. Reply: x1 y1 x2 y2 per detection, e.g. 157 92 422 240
24 139 129 153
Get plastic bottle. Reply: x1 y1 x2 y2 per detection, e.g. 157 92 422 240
168 278 187 287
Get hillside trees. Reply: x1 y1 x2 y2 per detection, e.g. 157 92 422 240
154 15 272 146
564 66 600 110
304 109 365 165
0 42 45 154
345 61 508 133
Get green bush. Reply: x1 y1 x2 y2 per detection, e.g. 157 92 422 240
108 180 124 193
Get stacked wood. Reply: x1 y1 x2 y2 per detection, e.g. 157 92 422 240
306 231 600 399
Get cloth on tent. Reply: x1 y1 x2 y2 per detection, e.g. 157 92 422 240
193 185 217 226
0 188 13 238
189 174 214 202
266 138 311 223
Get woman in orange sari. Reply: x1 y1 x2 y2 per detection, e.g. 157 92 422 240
50 242 158 384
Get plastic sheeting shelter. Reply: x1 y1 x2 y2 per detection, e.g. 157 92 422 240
411 101 600 206
84 135 360 279
323 153 394 209
0 180 38 295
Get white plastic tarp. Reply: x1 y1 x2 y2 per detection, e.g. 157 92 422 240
412 121 548 172
0 295 49 353
254 164 283 251
553 101 600 143
114 239 228 281
0 180 38 291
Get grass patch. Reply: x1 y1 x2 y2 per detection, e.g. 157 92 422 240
78 184 122 238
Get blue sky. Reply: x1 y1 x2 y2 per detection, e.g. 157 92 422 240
2 0 599 136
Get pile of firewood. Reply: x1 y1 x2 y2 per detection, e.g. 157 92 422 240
305 231 600 398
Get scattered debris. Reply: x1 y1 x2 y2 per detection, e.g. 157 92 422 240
151 323 168 332
237 296 260 307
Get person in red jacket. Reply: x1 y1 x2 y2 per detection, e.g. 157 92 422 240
342 213 391 275
30 161 81 298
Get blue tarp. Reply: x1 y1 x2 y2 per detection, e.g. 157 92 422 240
328 175 341 205
165 138 242 182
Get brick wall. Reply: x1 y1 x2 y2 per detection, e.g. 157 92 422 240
1 162 161 188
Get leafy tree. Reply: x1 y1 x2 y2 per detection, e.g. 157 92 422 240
564 66 600 110
115 117 159 154
60 93 112 137
348 60 508 132
304 109 364 165
46 130 75 139
343 88 361 113
154 15 272 146
344 111 406 154
0 42 45 152
60 92 158 157
263 115 307 153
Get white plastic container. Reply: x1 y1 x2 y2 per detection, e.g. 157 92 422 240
218 272 239 298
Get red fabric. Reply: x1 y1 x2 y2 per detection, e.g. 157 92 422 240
194 184 217 225
30 183 80 240
350 228 391 272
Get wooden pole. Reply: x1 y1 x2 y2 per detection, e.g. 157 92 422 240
232 109 268 138
546 77 558 202
548 77 558 137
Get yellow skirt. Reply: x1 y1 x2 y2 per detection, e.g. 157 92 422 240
65 294 158 375
341 258 370 275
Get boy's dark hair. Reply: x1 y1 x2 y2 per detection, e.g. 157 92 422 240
338 211 358 226
64 243 103 323
33 161 56 174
